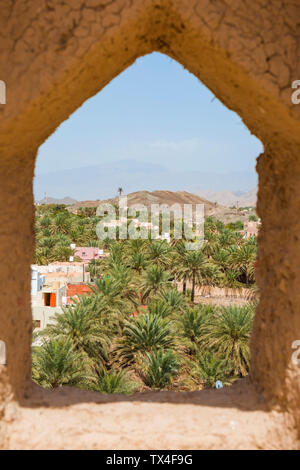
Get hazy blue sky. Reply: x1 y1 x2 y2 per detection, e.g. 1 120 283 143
35 52 262 192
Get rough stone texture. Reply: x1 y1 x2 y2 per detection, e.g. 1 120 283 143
252 140 300 419
0 0 300 449
4 381 300 450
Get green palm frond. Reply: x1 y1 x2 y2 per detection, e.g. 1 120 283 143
115 313 176 367
201 304 255 376
138 350 180 389
32 339 93 389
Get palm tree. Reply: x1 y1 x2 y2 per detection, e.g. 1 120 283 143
39 301 110 366
157 288 187 312
139 350 179 389
103 243 124 270
191 352 235 388
90 277 135 315
147 241 171 268
147 299 172 318
168 241 187 293
92 368 138 395
109 263 139 307
204 263 222 287
176 306 210 355
38 215 52 228
201 304 254 376
127 252 148 274
41 227 51 238
115 313 176 367
176 250 210 302
38 236 55 250
52 232 72 246
140 265 172 302
203 219 220 254
118 187 123 197
49 212 71 235
35 247 52 265
221 269 241 288
52 245 73 261
32 339 92 389
125 239 147 256
230 243 256 285
90 277 121 300
217 228 238 248
212 248 230 273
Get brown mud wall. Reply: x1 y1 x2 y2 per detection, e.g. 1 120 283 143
0 0 299 438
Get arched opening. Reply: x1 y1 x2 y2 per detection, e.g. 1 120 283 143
32 51 262 394
1 0 300 448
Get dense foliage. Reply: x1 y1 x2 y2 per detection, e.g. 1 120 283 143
35 205 257 290
32 204 257 393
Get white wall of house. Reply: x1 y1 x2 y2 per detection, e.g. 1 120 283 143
32 306 63 330
31 269 45 296
32 263 88 274
32 285 67 308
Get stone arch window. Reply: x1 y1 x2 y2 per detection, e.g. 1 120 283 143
0 0 300 447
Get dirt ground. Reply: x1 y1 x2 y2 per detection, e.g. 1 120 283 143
195 295 251 307
3 379 299 450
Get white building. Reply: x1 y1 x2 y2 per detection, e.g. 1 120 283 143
31 264 69 330
32 262 90 284
31 268 46 296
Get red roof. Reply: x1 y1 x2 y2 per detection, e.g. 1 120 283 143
66 284 94 304
67 284 93 297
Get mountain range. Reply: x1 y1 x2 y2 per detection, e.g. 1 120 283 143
195 187 257 207
34 159 257 201
37 196 77 205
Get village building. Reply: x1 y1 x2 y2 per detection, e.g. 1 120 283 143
31 268 65 330
243 221 260 238
32 262 91 284
31 263 93 330
73 246 106 263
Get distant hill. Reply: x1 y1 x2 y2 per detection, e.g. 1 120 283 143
68 190 256 224
37 196 77 206
196 186 257 207
102 190 218 217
